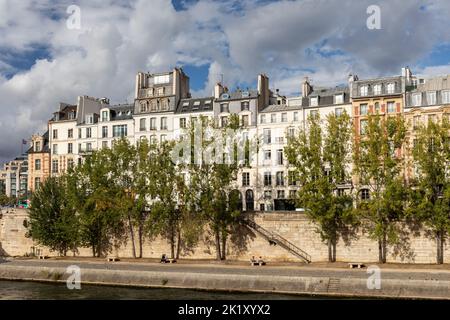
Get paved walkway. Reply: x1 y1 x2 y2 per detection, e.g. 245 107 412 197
1 258 450 281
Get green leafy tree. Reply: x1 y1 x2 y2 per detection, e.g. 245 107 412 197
353 114 407 263
28 176 79 256
285 112 356 262
184 115 242 260
67 150 127 257
409 117 450 264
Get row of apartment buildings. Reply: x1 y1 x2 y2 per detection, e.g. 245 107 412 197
1 67 449 211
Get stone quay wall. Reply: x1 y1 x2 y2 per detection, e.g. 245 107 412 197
0 208 447 264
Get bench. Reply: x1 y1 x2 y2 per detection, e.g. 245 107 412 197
348 262 365 269
38 255 49 260
107 257 120 262
250 260 266 266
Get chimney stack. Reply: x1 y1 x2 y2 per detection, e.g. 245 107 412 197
302 77 312 97
214 82 224 99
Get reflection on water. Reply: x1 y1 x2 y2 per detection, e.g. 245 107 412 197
0 280 316 300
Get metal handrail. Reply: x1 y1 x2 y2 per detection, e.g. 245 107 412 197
243 219 311 263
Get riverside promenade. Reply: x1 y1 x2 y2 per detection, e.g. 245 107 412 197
1 257 450 299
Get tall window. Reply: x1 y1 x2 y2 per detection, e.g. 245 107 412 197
241 101 250 111
35 159 41 171
277 149 283 165
180 118 186 128
221 116 228 127
52 129 58 139
373 84 382 95
67 159 74 169
113 125 127 137
276 171 284 186
34 141 41 152
34 177 41 190
360 85 368 96
102 141 108 149
52 160 59 174
335 108 343 117
271 114 276 123
263 129 271 144
412 93 422 106
264 150 271 161
264 172 272 186
427 91 436 105
387 83 395 94
86 127 92 138
160 135 167 143
150 118 156 130
68 143 73 154
387 101 395 113
360 104 368 115
220 103 229 113
241 115 249 127
374 102 380 113
442 90 450 104
52 144 58 155
293 112 298 122
161 117 167 130
242 172 250 187
68 129 73 138
102 126 108 138
140 118 146 131
78 128 82 139
281 113 287 122
310 110 319 119
260 114 266 123
102 111 108 122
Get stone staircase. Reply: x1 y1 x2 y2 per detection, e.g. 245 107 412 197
242 219 311 263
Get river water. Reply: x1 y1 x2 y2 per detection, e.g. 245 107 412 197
0 280 315 300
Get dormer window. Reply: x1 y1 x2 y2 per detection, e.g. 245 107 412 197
387 83 396 94
242 91 250 97
241 101 250 111
373 84 382 95
68 111 76 120
101 111 109 122
154 74 170 85
334 94 344 104
204 100 211 105
310 97 318 107
85 114 94 124
427 91 436 105
412 93 422 107
193 101 200 110
221 93 230 99
360 85 368 96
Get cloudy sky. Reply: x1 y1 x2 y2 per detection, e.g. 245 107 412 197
0 0 450 165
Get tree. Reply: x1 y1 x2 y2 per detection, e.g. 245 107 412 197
67 150 127 257
28 176 79 256
285 112 356 262
409 117 450 264
183 115 242 260
353 114 407 263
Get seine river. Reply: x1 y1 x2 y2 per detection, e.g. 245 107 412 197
0 280 315 300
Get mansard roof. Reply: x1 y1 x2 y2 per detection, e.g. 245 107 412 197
176 97 214 114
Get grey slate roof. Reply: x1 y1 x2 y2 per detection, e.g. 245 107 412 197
260 104 303 113
109 104 134 120
216 89 258 101
176 97 214 114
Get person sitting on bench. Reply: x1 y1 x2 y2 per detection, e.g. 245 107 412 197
160 254 167 263
250 256 258 266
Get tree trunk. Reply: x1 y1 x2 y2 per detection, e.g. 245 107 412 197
176 231 182 260
92 245 96 258
138 222 143 259
170 227 175 259
221 232 227 260
328 238 336 262
215 229 221 261
127 214 136 259
437 231 444 264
